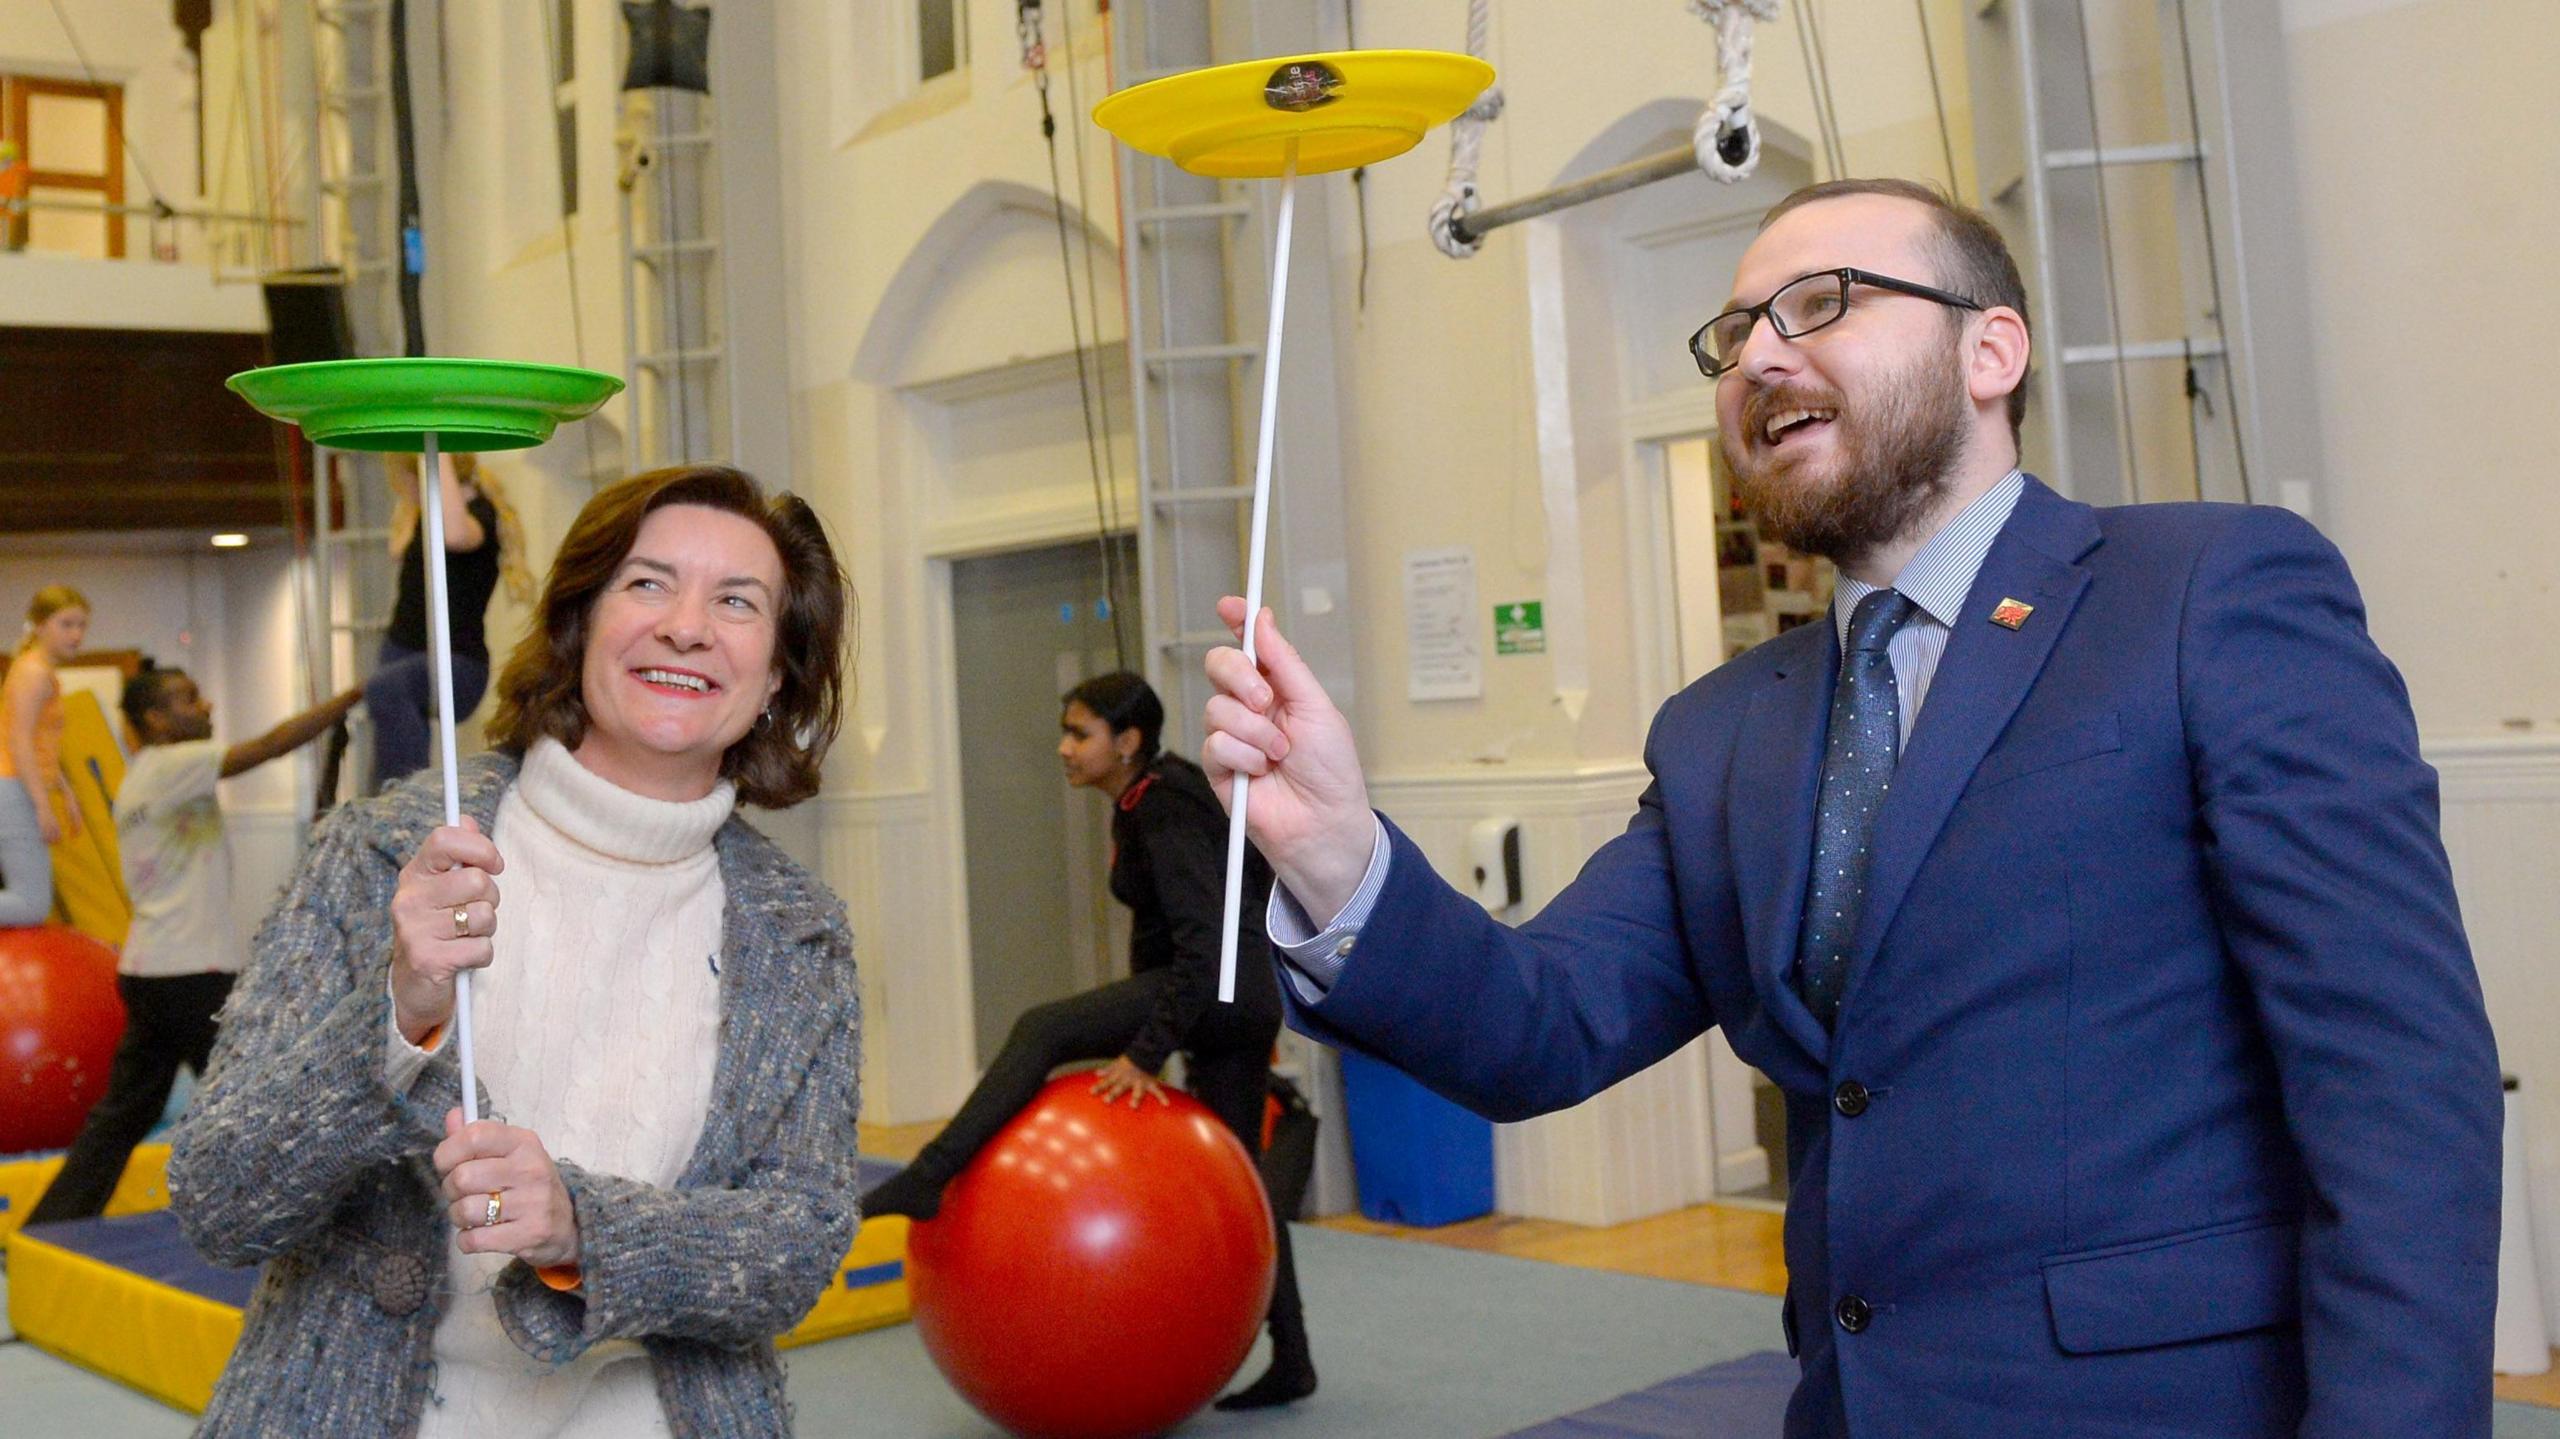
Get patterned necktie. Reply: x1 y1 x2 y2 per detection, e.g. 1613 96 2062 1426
1795 588 1917 1029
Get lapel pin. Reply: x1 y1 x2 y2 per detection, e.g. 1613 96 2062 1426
1989 597 2034 631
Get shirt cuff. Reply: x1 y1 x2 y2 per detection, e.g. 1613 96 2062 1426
384 978 447 1094
1266 814 1392 1001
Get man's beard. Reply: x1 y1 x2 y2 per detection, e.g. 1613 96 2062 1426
1723 339 1972 563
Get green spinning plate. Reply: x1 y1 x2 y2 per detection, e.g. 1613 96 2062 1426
226 357 623 452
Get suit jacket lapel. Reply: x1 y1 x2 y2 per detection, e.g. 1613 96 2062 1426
1839 480 2101 1011
1727 626 1840 1060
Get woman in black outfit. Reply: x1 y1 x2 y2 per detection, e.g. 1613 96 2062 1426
365 452 527 792
863 672 1316 1411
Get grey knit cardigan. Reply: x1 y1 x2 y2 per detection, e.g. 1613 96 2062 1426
167 751 862 1438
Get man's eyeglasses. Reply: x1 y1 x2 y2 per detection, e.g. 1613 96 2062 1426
1689 267 1985 378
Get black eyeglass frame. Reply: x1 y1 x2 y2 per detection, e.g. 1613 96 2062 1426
1689 267 1986 378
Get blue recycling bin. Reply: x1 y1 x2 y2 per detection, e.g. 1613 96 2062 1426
1336 1047 1495 1226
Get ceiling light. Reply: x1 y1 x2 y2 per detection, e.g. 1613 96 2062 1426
210 533 249 548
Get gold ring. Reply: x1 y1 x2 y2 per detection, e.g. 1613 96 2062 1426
482 1191 503 1228
453 906 471 939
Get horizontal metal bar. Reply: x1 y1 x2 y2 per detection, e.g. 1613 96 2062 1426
1136 202 1250 226
2043 142 2204 171
2 196 300 226
1449 144 1698 248
1142 343 1258 367
636 348 725 367
2060 337 2228 365
321 527 393 544
318 175 385 191
322 88 386 109
1160 629 1236 653
652 131 715 150
632 239 719 260
1149 485 1253 506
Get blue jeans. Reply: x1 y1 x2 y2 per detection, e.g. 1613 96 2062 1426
366 642 491 794
0 780 51 926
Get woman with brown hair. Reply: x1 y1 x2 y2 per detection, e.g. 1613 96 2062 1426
367 451 535 791
0 583 88 926
170 465 861 1437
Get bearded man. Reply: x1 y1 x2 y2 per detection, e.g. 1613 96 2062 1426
1199 178 2501 1437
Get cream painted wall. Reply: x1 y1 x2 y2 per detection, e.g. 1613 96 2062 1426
2278 0 2560 736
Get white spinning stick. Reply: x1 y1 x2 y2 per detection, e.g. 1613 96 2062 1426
417 432 479 1124
1217 142 1300 1006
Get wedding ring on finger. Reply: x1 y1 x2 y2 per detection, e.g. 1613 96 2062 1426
482 1191 503 1228
453 906 471 939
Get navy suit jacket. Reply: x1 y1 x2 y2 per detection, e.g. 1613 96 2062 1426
1290 479 2501 1437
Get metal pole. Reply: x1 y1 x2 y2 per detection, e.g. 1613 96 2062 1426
1446 144 1699 249
419 433 478 1124
1217 139 1298 1007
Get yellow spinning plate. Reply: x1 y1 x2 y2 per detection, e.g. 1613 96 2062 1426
1093 50 1492 178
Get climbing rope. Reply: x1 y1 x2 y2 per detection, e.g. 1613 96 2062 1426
1690 0 1782 181
1426 0 1506 258
1429 0 1783 259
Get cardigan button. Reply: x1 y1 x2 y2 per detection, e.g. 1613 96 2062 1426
371 1251 431 1317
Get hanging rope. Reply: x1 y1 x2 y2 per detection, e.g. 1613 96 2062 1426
2168 0 2252 501
537 1 602 486
1426 0 1505 259
2068 0 2140 500
1688 0 1781 182
1794 0 1849 178
1020 0 1131 669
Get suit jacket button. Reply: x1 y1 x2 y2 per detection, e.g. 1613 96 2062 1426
1835 1295 1872 1333
1833 1080 1870 1118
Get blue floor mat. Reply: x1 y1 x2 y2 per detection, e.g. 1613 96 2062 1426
1502 1350 1796 1437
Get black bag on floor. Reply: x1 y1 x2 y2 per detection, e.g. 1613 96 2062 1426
1259 1072 1319 1221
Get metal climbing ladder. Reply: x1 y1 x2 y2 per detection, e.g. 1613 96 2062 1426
1105 0 1363 1215
620 85 728 468
1966 0 2325 511
305 0 407 797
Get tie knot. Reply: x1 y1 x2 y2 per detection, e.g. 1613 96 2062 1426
1845 589 1915 656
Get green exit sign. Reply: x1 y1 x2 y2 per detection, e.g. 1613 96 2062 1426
1495 600 1545 655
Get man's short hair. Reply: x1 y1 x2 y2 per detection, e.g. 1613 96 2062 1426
1762 178 2034 441
121 666 185 734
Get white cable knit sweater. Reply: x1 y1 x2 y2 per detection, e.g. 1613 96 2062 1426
393 737 733 1437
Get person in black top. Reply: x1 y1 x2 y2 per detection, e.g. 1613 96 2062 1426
863 671 1316 1411
366 452 528 792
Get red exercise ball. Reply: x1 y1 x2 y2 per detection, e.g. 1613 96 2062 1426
0 924 125 1154
905 1072 1277 1439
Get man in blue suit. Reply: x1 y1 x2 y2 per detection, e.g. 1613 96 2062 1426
1199 179 2501 1436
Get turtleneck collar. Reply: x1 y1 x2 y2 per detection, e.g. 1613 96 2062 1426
514 735 735 865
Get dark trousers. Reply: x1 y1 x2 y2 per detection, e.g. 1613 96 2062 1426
910 970 1304 1331
27 971 235 1224
366 641 490 794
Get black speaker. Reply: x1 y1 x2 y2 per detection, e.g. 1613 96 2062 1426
260 270 355 365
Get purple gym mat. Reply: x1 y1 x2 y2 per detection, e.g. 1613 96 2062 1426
1501 1349 1796 1438
19 1209 260 1309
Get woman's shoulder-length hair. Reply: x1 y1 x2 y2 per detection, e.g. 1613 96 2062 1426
487 464 854 809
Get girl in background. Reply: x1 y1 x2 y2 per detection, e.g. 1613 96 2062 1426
0 584 88 925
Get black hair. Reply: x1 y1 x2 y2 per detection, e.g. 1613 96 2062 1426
121 665 186 734
1062 671 1164 761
